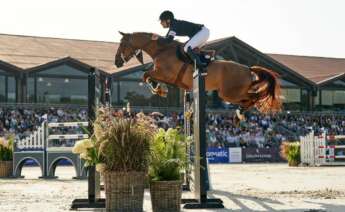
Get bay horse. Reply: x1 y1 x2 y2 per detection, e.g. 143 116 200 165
114 32 282 120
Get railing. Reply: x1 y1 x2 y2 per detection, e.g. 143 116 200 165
14 122 45 151
13 121 89 152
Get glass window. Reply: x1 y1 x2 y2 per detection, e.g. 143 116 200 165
37 77 88 104
314 91 320 105
321 90 333 106
7 76 16 102
119 70 144 80
119 81 153 106
38 64 88 77
332 80 345 87
166 85 180 107
334 90 345 104
111 81 119 105
280 79 298 87
0 75 5 102
281 88 301 103
27 77 35 102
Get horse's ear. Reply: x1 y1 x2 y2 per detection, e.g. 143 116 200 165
118 31 126 36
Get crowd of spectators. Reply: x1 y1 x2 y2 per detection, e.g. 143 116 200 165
0 107 87 140
2 106 345 148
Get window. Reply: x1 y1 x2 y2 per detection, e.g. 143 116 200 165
314 91 320 105
334 90 345 104
38 64 87 77
30 64 89 104
332 80 345 87
118 71 144 80
119 81 153 106
0 75 5 102
27 77 35 102
280 79 298 87
111 81 119 105
321 90 345 107
321 90 333 106
7 77 16 102
36 77 88 104
281 88 301 103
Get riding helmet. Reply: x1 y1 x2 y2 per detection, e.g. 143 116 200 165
159 10 174 21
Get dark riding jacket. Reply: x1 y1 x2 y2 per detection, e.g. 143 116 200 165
158 19 204 45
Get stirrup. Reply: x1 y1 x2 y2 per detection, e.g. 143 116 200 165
195 65 207 76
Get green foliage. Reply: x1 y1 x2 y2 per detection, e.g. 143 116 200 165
280 141 300 166
94 108 156 172
0 135 14 161
149 128 186 181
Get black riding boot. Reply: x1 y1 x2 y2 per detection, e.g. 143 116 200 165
186 47 207 73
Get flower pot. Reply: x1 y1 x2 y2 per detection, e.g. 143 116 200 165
104 171 145 212
150 180 182 212
0 161 12 177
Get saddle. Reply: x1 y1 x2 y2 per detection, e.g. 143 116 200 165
176 45 215 66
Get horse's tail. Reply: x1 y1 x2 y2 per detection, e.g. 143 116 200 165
249 66 282 114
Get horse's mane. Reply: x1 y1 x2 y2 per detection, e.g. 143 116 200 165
132 32 182 49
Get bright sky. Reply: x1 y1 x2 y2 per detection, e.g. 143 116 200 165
1 0 344 58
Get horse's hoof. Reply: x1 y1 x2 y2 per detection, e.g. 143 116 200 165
158 89 168 97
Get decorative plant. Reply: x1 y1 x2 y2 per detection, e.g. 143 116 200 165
73 107 156 173
0 135 14 161
149 128 187 181
72 137 99 167
280 141 300 166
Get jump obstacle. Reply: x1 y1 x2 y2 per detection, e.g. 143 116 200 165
71 68 105 210
70 64 225 209
181 64 224 209
13 121 88 179
300 131 345 166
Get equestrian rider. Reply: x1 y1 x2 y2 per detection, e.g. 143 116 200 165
153 10 210 72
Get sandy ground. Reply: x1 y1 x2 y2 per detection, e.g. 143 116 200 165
1 164 345 212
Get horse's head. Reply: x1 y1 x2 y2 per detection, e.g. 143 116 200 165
115 32 146 68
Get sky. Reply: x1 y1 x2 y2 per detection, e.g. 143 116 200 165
1 0 344 58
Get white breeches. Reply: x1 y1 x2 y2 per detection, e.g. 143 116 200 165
184 26 210 52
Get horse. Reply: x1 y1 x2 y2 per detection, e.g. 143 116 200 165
114 32 282 120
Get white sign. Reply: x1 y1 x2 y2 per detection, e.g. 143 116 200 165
229 148 242 163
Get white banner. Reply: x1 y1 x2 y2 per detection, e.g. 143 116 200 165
229 147 242 163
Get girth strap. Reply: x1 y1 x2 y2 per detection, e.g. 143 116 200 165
174 63 189 90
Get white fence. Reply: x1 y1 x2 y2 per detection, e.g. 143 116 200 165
15 122 45 151
14 121 89 152
300 132 345 166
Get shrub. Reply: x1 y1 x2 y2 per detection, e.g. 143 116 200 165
149 128 186 181
0 135 14 161
280 141 300 166
73 107 156 173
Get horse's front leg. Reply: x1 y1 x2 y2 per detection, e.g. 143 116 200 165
143 70 167 97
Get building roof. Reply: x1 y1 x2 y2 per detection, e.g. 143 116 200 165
0 33 152 75
268 54 345 84
1 33 344 86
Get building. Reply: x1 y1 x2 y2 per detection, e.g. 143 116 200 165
1 33 345 111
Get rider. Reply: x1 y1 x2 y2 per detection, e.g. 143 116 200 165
154 10 210 72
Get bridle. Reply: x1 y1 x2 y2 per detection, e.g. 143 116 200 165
119 34 153 64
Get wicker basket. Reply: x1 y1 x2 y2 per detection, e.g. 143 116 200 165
150 180 182 212
0 161 12 177
104 171 145 212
